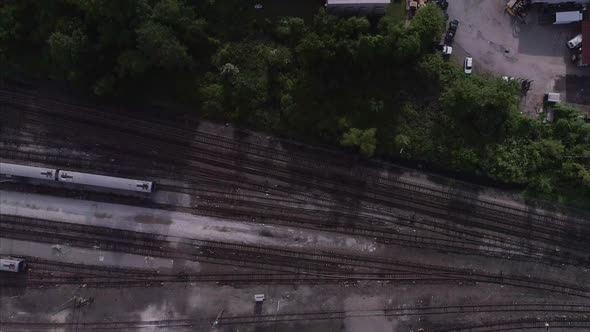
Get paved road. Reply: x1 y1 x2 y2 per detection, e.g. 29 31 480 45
447 0 590 113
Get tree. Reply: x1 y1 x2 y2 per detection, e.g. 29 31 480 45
528 174 553 194
136 20 192 69
150 0 213 53
355 34 385 65
274 17 306 44
0 4 20 57
409 4 444 51
394 134 411 152
337 16 370 39
536 139 564 163
151 0 186 27
562 162 590 191
116 50 148 78
417 53 446 82
553 103 580 121
396 33 421 62
47 29 87 68
6 0 590 201
266 47 292 70
295 32 329 68
340 128 377 157
199 83 224 114
440 76 519 144
220 63 240 81
483 140 529 183
93 74 115 96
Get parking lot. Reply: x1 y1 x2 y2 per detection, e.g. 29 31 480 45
447 0 590 113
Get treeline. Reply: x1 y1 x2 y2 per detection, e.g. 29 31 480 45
1 0 589 203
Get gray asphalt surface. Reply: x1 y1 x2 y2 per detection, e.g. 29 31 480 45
447 0 590 113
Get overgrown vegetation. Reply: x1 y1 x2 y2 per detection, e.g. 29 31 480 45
1 0 589 204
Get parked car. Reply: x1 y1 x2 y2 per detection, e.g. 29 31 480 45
545 92 561 103
434 44 453 59
442 45 453 56
567 33 582 49
445 19 459 44
433 0 449 11
464 56 473 74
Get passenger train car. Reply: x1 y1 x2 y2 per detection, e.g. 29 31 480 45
0 162 154 193
0 162 56 180
57 170 153 193
0 258 27 273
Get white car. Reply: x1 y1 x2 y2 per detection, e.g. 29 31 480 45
567 33 582 49
442 45 453 56
464 56 473 74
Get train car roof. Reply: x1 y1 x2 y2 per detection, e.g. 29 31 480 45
58 170 153 193
0 258 25 272
0 162 56 180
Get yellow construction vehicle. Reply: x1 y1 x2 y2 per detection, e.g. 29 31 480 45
506 0 530 20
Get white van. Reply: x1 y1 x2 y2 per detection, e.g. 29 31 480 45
567 33 582 49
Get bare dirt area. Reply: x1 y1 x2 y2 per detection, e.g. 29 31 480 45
447 0 590 114
2 83 590 331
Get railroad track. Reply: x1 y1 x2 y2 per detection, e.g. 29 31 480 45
2 215 590 298
2 126 588 252
434 316 590 332
4 104 584 249
1 171 583 269
4 272 465 288
2 142 587 269
2 90 587 232
8 90 588 223
3 60 590 332
4 86 590 286
3 105 588 232
1 304 590 330
1 152 588 269
12 257 449 284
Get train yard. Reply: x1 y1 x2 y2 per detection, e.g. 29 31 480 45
2 83 590 331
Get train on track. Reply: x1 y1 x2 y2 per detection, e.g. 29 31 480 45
0 257 27 273
0 162 154 193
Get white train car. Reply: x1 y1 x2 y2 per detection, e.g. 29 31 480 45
0 162 57 180
57 170 153 193
0 258 27 273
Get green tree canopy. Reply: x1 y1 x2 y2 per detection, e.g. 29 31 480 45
341 128 377 157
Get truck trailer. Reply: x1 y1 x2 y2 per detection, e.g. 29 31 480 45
553 10 583 24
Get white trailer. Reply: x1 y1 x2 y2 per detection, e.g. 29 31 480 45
0 162 57 180
554 11 583 24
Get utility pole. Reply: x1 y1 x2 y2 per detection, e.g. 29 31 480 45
51 296 94 315
212 309 224 328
